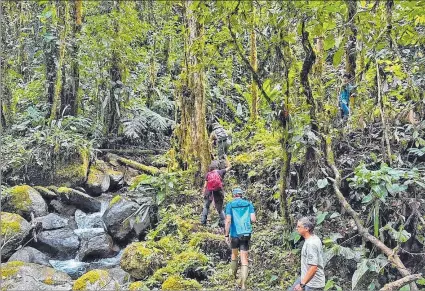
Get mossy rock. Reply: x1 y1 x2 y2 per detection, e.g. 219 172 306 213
54 148 90 187
154 236 184 256
151 249 208 284
73 269 119 291
56 187 101 213
33 186 57 199
1 212 31 260
1 261 72 290
2 185 48 220
128 281 149 291
189 232 230 261
109 195 122 207
120 242 164 280
161 275 202 291
85 163 110 196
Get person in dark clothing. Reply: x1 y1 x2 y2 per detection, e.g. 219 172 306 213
201 159 231 227
209 122 231 160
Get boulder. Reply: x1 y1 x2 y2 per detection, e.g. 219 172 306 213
107 169 124 189
35 213 69 230
50 199 77 216
54 149 90 187
0 261 72 290
8 247 50 266
73 228 105 240
77 233 119 261
189 232 231 261
102 196 156 242
2 185 48 220
56 187 101 213
33 186 58 199
107 266 131 285
120 242 163 280
85 162 110 196
161 275 202 291
1 212 31 261
73 269 119 291
35 228 80 259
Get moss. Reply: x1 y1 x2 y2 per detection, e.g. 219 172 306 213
118 157 159 175
161 275 202 291
155 236 183 256
120 242 164 280
57 187 72 194
87 167 104 185
1 212 24 236
109 195 122 207
128 281 149 291
55 147 89 187
5 185 32 211
0 261 25 279
33 186 57 198
233 152 255 165
73 269 109 291
43 277 54 285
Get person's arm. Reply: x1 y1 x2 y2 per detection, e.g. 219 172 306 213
224 158 231 172
300 265 318 286
202 180 207 193
249 202 256 223
250 213 256 223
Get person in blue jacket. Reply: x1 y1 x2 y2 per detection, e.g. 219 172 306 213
339 73 356 119
224 188 256 290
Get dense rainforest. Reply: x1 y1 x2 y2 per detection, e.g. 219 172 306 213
1 1 425 290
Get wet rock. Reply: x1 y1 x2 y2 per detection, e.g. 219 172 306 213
1 261 72 290
77 233 119 261
73 228 105 240
89 250 123 270
35 228 80 260
102 197 156 242
56 187 101 213
8 247 50 266
49 259 90 280
35 213 69 230
75 209 104 229
86 163 110 196
108 169 124 189
2 185 48 220
33 186 58 199
1 212 31 261
107 266 131 285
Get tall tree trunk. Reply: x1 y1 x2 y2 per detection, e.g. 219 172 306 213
345 0 357 78
107 0 122 135
250 1 258 121
177 0 210 177
386 0 394 49
49 1 69 122
300 19 317 178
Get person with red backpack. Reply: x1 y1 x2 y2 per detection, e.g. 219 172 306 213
200 159 231 227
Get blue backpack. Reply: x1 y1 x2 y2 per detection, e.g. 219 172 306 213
230 200 252 237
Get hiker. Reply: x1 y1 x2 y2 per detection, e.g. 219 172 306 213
225 188 256 290
201 159 231 227
339 73 356 120
288 216 325 291
209 122 231 160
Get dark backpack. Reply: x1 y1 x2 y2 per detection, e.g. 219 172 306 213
206 170 223 191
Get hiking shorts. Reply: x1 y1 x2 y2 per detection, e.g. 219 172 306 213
231 235 251 251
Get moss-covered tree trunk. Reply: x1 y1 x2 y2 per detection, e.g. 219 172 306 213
345 0 357 78
250 1 258 121
176 0 210 176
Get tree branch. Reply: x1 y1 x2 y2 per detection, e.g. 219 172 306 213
380 274 423 291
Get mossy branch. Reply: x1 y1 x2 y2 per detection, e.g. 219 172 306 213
323 134 418 291
116 156 159 175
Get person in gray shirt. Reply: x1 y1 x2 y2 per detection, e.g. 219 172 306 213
288 216 326 291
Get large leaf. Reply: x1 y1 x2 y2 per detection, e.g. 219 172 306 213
317 178 329 189
352 259 369 290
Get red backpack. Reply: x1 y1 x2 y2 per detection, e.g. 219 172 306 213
206 170 223 191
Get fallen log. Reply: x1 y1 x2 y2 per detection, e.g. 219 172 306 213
116 156 160 175
96 148 166 155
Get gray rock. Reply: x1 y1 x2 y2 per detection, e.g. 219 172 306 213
35 213 69 230
72 269 119 291
77 233 119 261
86 166 110 196
35 228 80 259
108 171 124 189
102 197 156 242
50 199 77 216
57 187 101 213
0 212 31 261
49 259 90 280
107 266 131 285
1 261 72 290
73 228 105 240
8 247 51 266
